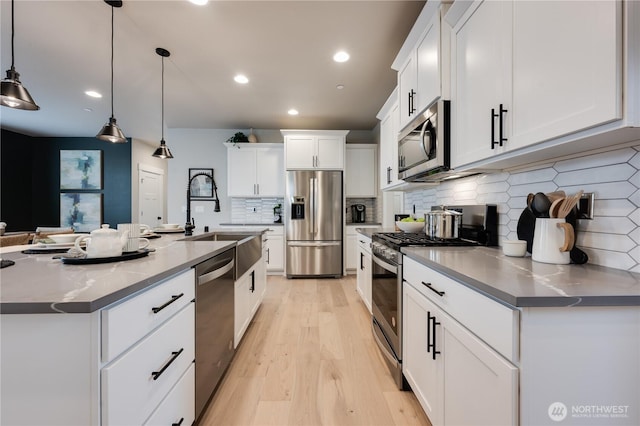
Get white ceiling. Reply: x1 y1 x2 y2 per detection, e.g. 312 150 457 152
0 0 425 144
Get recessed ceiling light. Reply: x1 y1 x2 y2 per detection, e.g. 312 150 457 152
336 84 345 90
234 74 249 84
85 90 102 98
288 109 299 116
333 51 350 63
189 0 208 5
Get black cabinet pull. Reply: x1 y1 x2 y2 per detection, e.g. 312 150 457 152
360 252 364 270
266 248 270 264
408 91 412 116
172 418 184 426
386 166 391 184
250 271 255 293
431 315 441 360
499 103 508 147
427 311 433 354
491 108 499 149
151 348 184 380
151 293 184 314
409 89 416 115
421 281 445 297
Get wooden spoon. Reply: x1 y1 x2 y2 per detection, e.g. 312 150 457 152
549 198 564 218
557 190 584 218
546 190 566 203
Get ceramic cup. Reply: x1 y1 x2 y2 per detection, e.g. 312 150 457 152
117 223 151 252
532 218 574 264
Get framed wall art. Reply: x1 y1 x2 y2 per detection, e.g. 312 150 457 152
60 150 103 190
60 192 102 232
189 168 214 198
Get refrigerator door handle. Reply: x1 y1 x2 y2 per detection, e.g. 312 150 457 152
309 177 315 236
312 177 319 235
287 241 341 247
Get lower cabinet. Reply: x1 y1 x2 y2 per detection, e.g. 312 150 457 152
0 269 196 426
234 262 266 348
264 228 284 273
403 275 518 426
355 235 372 313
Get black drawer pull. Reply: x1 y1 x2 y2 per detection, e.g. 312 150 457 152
151 293 184 314
172 418 184 426
151 348 184 380
421 281 445 297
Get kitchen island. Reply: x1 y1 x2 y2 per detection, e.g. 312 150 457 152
401 245 640 426
0 229 265 426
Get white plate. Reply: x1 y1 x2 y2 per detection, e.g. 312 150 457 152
153 228 184 234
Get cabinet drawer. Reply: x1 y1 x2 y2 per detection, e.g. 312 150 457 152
144 363 195 426
101 304 195 426
357 235 372 253
403 257 519 362
102 269 195 362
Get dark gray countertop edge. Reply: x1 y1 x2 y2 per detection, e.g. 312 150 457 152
0 244 235 315
401 250 640 308
219 223 283 226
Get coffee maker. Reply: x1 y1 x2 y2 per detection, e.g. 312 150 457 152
351 204 366 223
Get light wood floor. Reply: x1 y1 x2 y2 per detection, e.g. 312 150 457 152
199 274 431 426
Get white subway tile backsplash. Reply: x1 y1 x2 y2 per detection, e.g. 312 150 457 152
403 141 640 271
554 164 635 186
508 168 557 185
553 147 636 172
593 199 636 217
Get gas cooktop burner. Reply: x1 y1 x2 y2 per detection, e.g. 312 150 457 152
372 232 482 248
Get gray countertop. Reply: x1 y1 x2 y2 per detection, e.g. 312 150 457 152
0 232 239 314
402 246 640 308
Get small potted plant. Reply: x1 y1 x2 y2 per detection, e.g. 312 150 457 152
226 132 249 147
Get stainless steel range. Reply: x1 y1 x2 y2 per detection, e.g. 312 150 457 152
371 204 498 389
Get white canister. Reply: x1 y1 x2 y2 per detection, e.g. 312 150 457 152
117 224 150 252
532 218 574 264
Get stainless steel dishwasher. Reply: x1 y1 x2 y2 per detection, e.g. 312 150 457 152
194 247 235 422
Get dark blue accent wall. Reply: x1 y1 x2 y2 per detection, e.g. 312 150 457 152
1 129 131 232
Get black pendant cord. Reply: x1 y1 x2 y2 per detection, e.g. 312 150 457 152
161 54 165 142
110 5 115 119
10 0 15 70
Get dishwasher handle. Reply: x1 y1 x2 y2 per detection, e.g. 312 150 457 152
198 258 234 285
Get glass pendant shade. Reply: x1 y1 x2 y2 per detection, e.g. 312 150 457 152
96 116 126 143
1 0 39 111
152 139 173 159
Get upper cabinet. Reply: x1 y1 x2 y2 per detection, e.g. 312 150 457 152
447 0 640 170
394 0 450 132
282 130 348 170
346 144 377 198
226 143 284 197
377 88 402 190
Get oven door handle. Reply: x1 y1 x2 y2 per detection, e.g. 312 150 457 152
372 254 398 274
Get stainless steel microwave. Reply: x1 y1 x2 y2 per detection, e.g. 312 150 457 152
398 99 450 182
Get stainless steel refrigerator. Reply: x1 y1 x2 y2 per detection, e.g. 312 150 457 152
286 170 343 277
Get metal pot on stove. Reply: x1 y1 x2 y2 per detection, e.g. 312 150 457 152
425 209 462 239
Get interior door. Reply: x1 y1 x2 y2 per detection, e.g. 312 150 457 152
139 168 163 228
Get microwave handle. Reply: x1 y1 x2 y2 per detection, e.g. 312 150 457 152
419 119 431 158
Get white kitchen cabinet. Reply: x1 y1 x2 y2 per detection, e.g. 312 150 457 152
0 269 196 426
264 227 284 273
377 89 401 190
234 260 265 348
144 364 195 426
397 4 445 131
345 144 377 197
355 233 372 313
226 143 284 197
282 130 348 170
449 0 625 169
403 278 518 426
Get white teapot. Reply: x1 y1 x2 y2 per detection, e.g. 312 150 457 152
74 224 129 258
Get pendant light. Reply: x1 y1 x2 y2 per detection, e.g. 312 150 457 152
96 0 126 143
152 48 173 159
0 0 39 110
